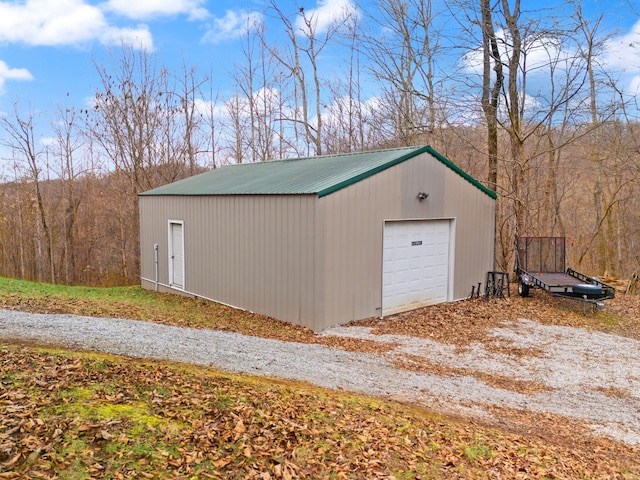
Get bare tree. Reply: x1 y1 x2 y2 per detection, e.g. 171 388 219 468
201 73 223 169
262 1 354 156
226 88 250 164
231 18 283 162
0 164 33 280
579 7 617 276
0 105 54 283
323 12 370 153
479 0 503 193
48 102 85 284
499 0 530 239
90 46 206 192
364 0 446 146
91 47 161 194
88 45 207 282
176 61 208 175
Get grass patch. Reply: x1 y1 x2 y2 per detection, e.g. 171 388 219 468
57 386 93 403
463 442 494 463
0 276 315 342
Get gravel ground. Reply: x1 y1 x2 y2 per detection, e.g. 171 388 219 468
1 308 640 445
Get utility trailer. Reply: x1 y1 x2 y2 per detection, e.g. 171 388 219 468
514 237 615 303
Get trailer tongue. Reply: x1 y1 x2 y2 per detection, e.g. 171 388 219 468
514 237 615 303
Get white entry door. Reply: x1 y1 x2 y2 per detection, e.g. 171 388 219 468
169 221 184 289
382 220 452 315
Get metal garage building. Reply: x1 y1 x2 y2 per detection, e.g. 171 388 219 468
139 146 496 331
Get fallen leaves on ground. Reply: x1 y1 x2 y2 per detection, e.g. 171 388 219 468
3 283 640 477
391 354 553 395
1 345 639 479
355 290 640 347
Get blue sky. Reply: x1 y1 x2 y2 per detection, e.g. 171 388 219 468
0 0 639 151
0 0 366 112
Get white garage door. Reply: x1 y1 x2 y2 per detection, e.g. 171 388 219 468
382 220 452 315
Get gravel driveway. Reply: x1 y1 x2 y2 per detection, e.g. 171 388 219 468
1 308 639 445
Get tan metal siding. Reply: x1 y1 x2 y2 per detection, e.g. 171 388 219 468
317 152 494 329
140 194 321 329
442 169 496 300
139 197 160 289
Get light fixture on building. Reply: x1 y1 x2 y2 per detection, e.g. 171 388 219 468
417 192 429 201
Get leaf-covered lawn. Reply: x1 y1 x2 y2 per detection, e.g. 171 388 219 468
2 277 640 478
2 345 639 479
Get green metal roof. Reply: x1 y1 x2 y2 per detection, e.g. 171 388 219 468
139 145 497 199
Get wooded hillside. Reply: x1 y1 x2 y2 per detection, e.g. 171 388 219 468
0 0 638 286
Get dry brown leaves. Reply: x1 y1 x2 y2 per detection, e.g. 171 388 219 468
2 345 639 479
353 290 640 348
392 355 552 395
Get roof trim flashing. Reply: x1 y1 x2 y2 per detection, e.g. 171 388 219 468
317 145 496 200
424 146 497 200
316 145 431 198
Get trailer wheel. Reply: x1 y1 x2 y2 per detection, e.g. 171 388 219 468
518 280 530 297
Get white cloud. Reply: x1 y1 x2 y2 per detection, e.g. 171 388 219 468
323 95 378 125
461 29 573 76
0 0 152 49
603 18 640 75
100 25 154 50
221 87 285 120
462 20 640 98
194 98 227 119
103 0 209 21
295 0 359 35
0 60 33 94
202 9 263 43
40 136 57 147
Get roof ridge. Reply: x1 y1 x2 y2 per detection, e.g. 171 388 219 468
224 145 423 167
139 146 496 200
